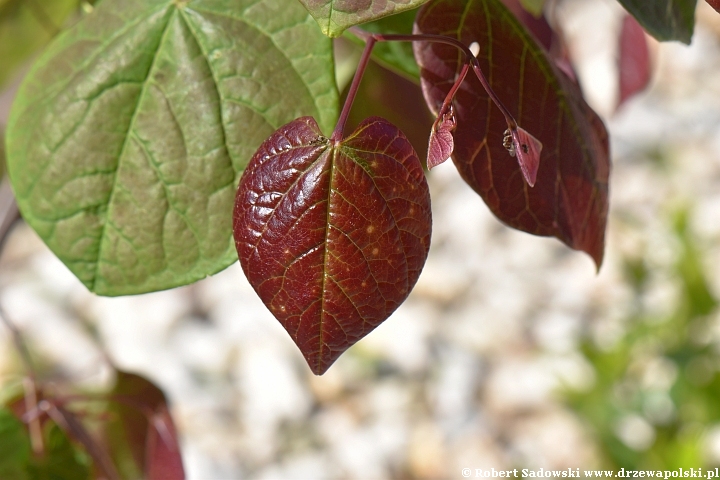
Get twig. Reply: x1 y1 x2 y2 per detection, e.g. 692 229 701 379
0 178 20 253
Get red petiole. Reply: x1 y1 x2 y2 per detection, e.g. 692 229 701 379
337 26 542 186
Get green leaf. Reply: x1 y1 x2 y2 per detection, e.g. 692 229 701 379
27 424 91 480
6 0 338 295
0 0 79 89
519 0 546 17
0 408 31 480
345 7 420 80
298 0 430 37
617 0 697 44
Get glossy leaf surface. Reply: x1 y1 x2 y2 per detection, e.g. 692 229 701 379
618 14 652 108
616 0 696 44
6 0 338 295
234 116 431 375
414 0 609 267
298 0 430 37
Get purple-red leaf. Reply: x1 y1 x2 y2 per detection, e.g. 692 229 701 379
709 0 720 14
109 371 184 480
507 127 543 187
146 405 184 480
234 116 432 375
618 14 652 108
427 106 456 169
414 0 609 267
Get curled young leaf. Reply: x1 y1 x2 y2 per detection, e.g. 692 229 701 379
427 105 456 169
234 116 432 375
414 0 609 268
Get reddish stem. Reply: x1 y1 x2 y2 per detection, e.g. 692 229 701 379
349 27 518 129
437 62 469 119
331 36 376 142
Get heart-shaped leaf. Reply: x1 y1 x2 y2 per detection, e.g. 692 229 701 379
234 116 431 375
6 0 338 295
414 0 609 267
617 0 696 44
298 0 430 37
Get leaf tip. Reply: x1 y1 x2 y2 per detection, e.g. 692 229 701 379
504 127 542 187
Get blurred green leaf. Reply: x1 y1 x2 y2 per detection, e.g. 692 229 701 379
0 407 31 480
616 0 697 44
519 0 546 17
27 424 91 480
566 206 719 470
0 0 80 89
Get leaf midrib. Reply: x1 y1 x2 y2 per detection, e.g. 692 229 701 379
90 6 176 291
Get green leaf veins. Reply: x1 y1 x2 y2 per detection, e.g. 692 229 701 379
6 0 338 295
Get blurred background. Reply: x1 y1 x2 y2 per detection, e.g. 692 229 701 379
1 0 720 478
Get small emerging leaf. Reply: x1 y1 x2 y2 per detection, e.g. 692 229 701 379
234 116 432 374
617 0 697 44
298 0 430 37
427 106 456 169
509 127 542 187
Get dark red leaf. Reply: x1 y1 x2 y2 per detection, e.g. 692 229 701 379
146 405 184 480
414 0 609 267
501 0 554 50
618 14 652 108
109 371 184 480
501 0 578 82
233 116 432 375
708 0 720 13
427 105 456 169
